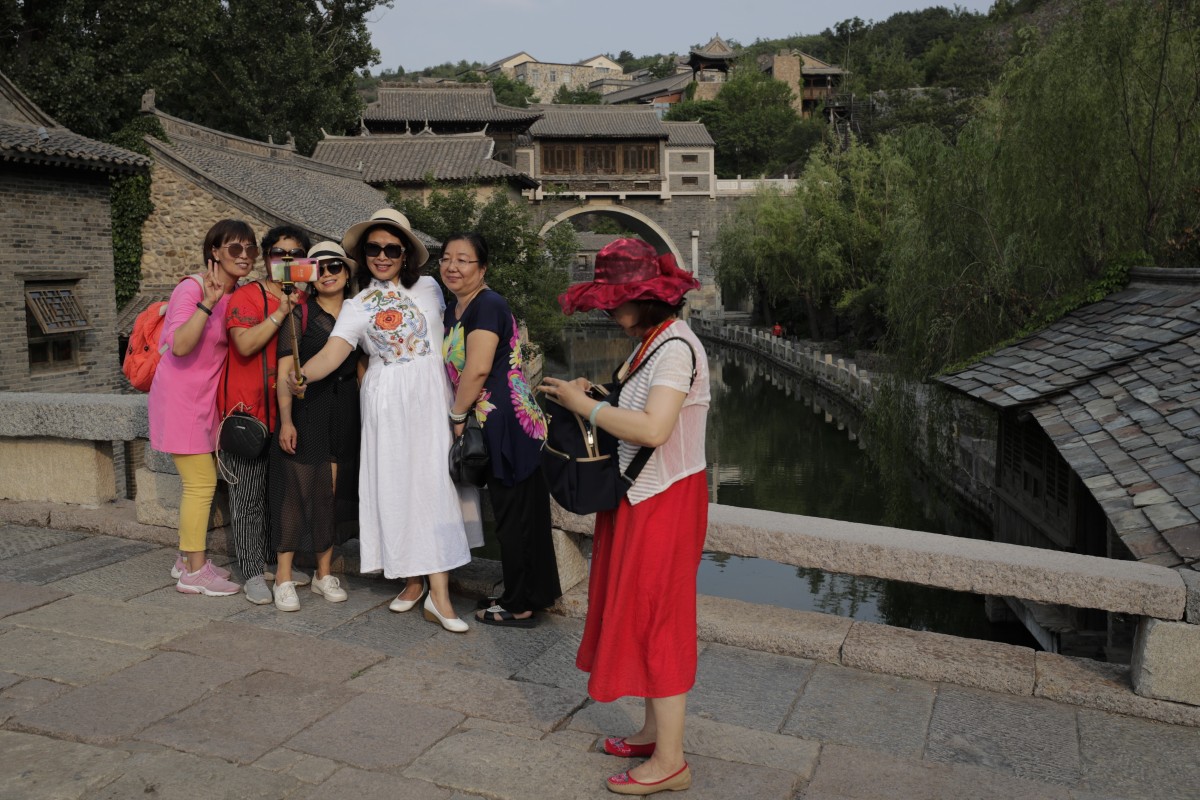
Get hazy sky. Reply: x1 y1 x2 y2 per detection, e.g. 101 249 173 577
367 0 998 74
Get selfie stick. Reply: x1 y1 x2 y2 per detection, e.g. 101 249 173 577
278 256 305 400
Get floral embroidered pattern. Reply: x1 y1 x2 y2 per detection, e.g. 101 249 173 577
361 286 431 364
506 314 546 440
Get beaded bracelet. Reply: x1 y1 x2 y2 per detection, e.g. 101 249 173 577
588 400 608 428
448 409 469 424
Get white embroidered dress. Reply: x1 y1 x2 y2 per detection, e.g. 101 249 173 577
331 276 482 578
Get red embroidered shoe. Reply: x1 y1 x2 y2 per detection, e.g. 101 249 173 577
604 736 657 758
606 763 691 795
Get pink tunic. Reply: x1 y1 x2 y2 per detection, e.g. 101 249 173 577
148 276 232 455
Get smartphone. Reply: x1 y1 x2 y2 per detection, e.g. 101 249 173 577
270 258 320 283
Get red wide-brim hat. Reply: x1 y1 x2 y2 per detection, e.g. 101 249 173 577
559 238 701 315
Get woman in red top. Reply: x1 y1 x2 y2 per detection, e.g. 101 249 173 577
220 225 310 605
540 239 709 796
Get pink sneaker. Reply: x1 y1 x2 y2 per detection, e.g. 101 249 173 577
176 561 241 596
171 555 231 581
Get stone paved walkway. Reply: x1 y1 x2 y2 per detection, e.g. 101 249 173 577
1 523 1197 800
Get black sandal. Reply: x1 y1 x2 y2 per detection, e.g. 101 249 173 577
476 605 536 628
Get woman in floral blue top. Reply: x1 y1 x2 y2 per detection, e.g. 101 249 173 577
442 232 561 627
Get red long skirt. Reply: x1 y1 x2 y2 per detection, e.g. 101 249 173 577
575 472 709 702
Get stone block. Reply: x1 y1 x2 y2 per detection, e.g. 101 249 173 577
0 577 69 618
5 594 210 648
551 527 588 592
319 604 439 657
0 391 148 440
1178 566 1200 623
46 546 177 600
511 627 590 692
252 748 340 784
0 437 115 504
0 729 130 800
0 534 154 585
1077 707 1200 800
0 676 72 724
285 692 463 769
294 767 452 800
400 606 581 679
144 443 177 474
1035 651 1200 727
704 505 1186 619
688 642 812 732
1130 617 1200 705
696 594 852 663
48 500 179 549
0 628 150 686
841 622 1036 696
225 572 392 635
85 749 301 800
134 466 228 529
549 501 595 535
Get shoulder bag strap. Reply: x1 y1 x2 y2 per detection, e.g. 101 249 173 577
617 336 699 484
257 282 272 431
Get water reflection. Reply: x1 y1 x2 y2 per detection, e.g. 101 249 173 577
553 324 1035 647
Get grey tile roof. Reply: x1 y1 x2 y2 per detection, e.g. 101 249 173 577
602 72 693 106
364 85 542 125
0 120 149 173
147 115 435 250
664 121 715 148
311 132 534 186
529 105 669 139
940 268 1200 567
690 35 737 59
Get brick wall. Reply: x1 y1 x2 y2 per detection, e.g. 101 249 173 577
140 161 269 289
0 163 123 392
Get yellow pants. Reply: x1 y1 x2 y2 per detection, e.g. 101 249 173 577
171 453 217 553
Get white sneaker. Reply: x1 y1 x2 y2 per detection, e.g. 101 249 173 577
273 581 300 612
310 574 348 603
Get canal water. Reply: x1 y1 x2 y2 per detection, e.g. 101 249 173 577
554 323 1037 648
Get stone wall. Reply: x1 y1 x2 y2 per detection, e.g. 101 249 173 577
0 163 124 393
140 160 269 288
512 62 604 101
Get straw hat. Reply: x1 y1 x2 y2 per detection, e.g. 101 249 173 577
558 238 700 315
341 208 429 266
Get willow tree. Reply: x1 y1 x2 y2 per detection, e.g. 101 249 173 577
883 0 1200 378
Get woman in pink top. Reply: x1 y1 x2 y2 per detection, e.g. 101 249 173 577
149 219 257 596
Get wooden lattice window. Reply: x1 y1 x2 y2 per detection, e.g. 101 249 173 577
25 282 90 372
542 144 576 174
583 145 617 175
621 144 658 174
682 153 699 164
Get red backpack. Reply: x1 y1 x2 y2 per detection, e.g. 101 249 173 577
122 276 202 392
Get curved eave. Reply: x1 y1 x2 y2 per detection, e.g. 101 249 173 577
0 148 149 175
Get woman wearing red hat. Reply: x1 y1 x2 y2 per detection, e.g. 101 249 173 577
540 238 710 796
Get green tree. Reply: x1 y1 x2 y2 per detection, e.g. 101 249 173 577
552 84 602 104
487 73 538 107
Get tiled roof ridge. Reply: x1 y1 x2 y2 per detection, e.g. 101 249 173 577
0 71 57 127
1128 266 1200 287
0 120 150 173
319 129 492 142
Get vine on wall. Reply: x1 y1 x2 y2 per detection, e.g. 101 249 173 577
107 116 167 308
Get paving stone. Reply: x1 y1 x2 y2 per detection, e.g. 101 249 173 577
137 670 355 764
688 642 811 732
0 525 84 558
251 747 340 784
1035 652 1200 727
4 594 209 648
162 620 384 683
0 579 68 619
82 749 302 799
10 651 254 744
406 729 800 800
544 728 604 751
0 535 154 584
926 684 1081 786
126 583 247 619
0 671 20 691
225 573 392 635
294 767 453 800
319 603 448 657
804 743 1073 799
399 605 576 678
284 692 463 769
457 716 545 740
0 729 129 800
1077 708 1200 800
841 621 1037 696
44 546 178 600
350 656 585 731
510 628 591 692
783 663 935 757
1130 617 1200 705
0 627 149 685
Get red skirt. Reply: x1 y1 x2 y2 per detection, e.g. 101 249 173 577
575 471 708 702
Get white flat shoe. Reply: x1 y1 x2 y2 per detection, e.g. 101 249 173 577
389 578 425 613
423 594 468 633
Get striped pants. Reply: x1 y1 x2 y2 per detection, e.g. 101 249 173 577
222 450 271 579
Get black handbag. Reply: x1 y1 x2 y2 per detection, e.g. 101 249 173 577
218 284 272 460
540 337 696 515
449 412 489 488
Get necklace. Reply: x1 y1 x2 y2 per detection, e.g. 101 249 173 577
619 318 675 381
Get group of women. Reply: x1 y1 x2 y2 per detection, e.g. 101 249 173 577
147 212 711 795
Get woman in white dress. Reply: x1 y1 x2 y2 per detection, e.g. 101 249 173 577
288 209 479 632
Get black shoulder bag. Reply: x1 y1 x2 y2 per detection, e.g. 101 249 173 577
218 284 273 460
540 337 697 515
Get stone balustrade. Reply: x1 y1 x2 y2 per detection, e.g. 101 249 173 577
2 389 1198 707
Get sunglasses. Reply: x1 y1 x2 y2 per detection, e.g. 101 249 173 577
219 242 260 259
269 247 307 259
318 260 347 276
364 242 405 259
